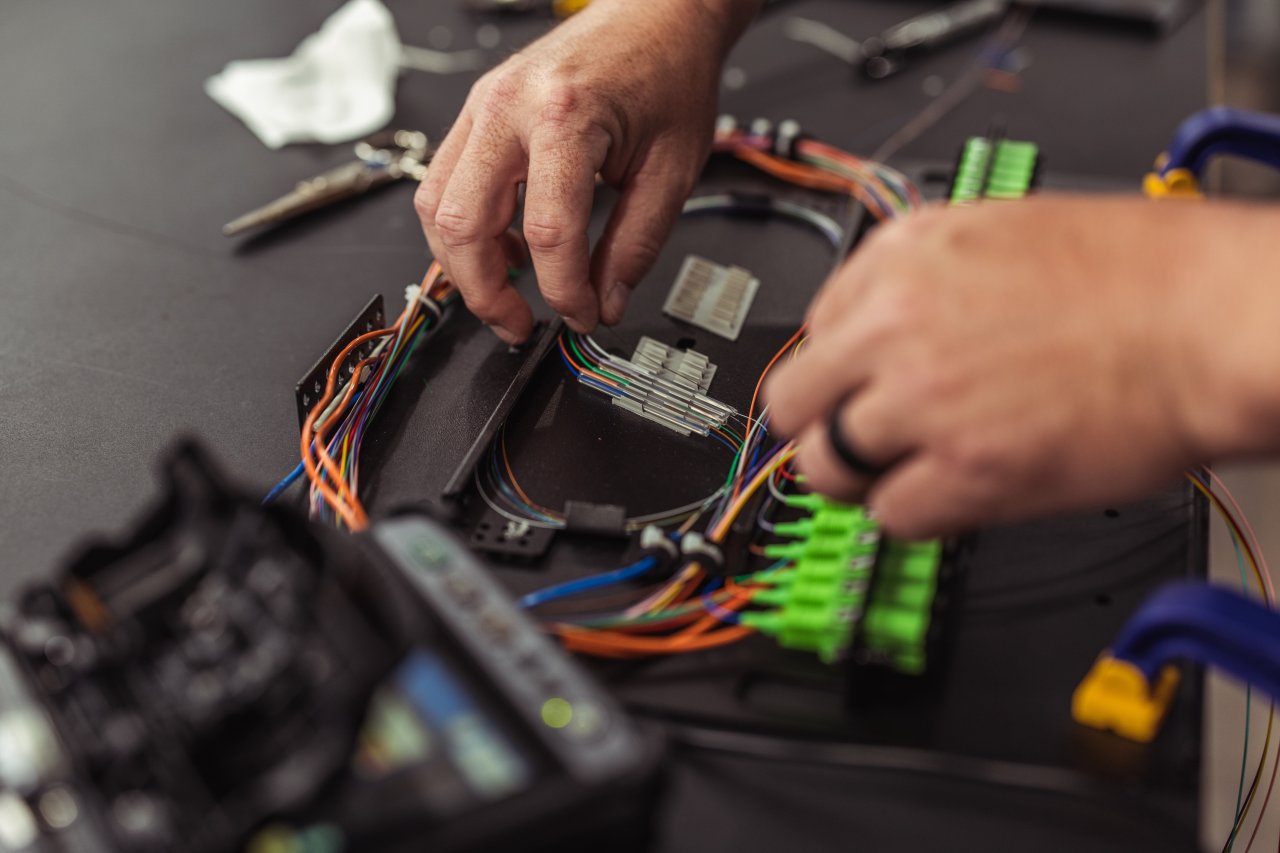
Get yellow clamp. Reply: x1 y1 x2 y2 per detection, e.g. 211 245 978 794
1143 167 1202 199
552 0 591 16
1071 652 1180 743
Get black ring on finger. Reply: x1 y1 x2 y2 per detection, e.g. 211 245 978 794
827 393 888 480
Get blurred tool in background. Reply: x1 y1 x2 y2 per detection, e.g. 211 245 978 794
222 130 433 237
785 0 1198 82
787 0 1009 80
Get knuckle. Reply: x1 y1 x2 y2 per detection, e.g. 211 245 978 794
434 204 485 248
523 215 576 253
623 233 662 274
536 82 584 130
479 69 523 115
413 181 440 222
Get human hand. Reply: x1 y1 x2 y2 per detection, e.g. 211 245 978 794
415 0 760 344
765 196 1280 538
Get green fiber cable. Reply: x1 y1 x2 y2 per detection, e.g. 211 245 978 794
568 335 630 386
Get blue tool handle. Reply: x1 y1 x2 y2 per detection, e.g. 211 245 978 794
1162 106 1280 177
1111 582 1280 700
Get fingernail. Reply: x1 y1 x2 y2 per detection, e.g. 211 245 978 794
603 281 631 325
488 324 522 346
561 315 592 334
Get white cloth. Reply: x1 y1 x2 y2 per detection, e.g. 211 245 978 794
205 0 403 149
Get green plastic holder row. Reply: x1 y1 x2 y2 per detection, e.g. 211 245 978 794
743 497 880 664
950 137 1039 204
744 494 944 673
860 539 943 675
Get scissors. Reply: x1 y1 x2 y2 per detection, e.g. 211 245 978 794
222 130 433 237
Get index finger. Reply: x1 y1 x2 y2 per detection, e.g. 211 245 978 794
415 110 472 262
522 125 609 332
432 120 532 344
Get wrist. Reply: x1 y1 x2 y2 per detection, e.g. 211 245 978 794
587 0 757 60
694 0 766 44
1169 203 1280 461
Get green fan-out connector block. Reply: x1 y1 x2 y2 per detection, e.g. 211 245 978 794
751 492 946 673
743 605 860 664
859 540 943 674
746 498 881 664
950 137 1039 204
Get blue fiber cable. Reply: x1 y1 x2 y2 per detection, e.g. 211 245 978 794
261 400 365 509
519 556 658 609
262 462 305 506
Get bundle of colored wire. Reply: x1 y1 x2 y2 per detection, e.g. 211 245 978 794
711 126 922 221
1181 470 1277 853
476 420 738 534
269 262 455 530
514 323 810 655
556 331 740 439
535 444 797 658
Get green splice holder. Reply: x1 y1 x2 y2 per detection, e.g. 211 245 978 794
746 494 945 674
950 137 1040 204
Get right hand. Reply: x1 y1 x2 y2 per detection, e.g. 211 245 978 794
764 196 1280 538
415 0 758 344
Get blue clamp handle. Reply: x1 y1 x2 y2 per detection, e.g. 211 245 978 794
1111 581 1280 701
1161 106 1280 178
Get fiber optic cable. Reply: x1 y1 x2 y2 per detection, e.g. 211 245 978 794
519 556 659 609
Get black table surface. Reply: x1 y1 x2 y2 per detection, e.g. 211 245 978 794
0 0 1211 850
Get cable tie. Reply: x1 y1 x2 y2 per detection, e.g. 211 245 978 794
681 532 725 571
405 283 444 322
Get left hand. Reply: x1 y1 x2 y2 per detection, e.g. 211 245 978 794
764 196 1280 538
